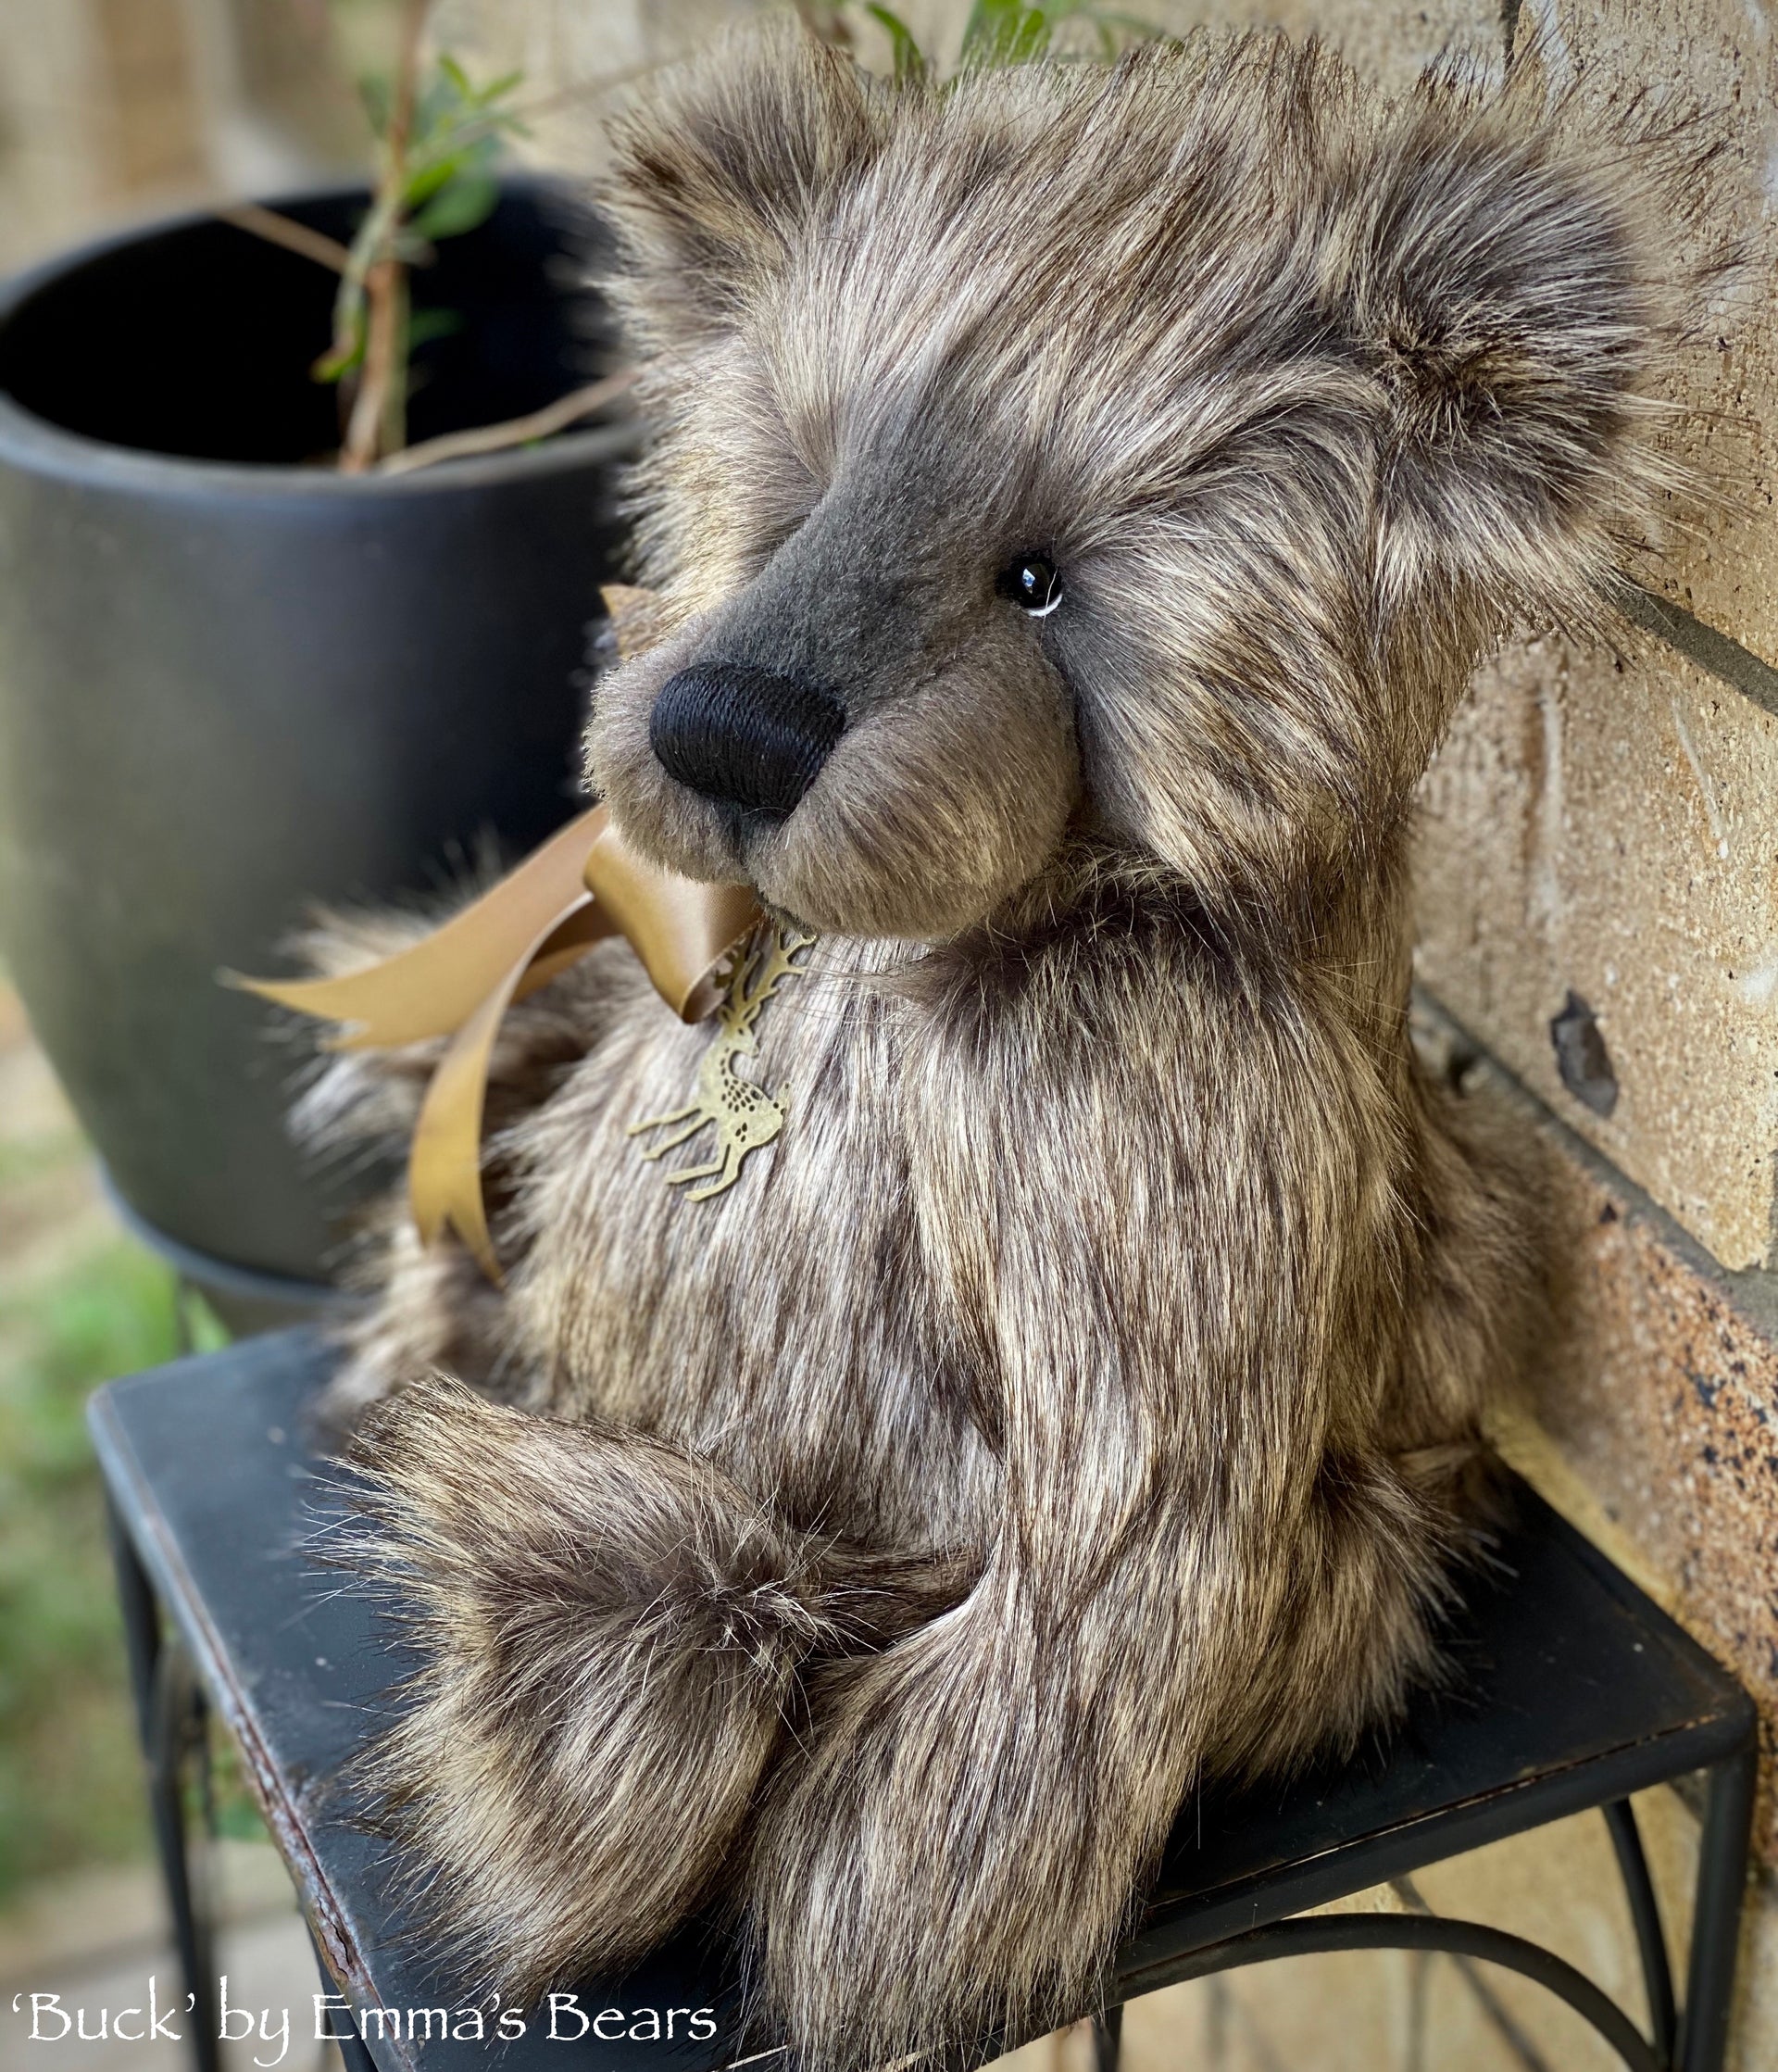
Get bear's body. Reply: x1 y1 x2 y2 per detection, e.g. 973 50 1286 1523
298 23 1707 2070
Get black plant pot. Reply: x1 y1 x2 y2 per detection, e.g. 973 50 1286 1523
0 182 633 1309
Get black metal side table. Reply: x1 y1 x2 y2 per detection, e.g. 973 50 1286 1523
90 1331 1758 2072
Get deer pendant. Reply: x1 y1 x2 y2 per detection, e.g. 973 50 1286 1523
628 927 818 1202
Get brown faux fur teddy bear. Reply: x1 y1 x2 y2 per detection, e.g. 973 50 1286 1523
294 19 1708 2068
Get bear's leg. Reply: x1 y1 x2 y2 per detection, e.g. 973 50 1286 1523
341 1377 841 2003
743 1456 1454 2072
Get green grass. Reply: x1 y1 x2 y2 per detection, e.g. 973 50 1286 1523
0 1239 181 1901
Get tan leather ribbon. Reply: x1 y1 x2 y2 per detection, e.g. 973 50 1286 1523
232 586 763 1281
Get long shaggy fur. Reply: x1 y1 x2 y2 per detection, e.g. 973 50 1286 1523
294 21 1719 2069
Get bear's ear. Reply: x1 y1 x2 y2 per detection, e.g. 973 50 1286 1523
600 20 885 356
1347 79 1691 617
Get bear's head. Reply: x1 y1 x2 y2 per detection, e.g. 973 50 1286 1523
587 22 1694 943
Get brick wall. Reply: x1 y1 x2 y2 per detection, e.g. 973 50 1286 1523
1401 0 1778 1835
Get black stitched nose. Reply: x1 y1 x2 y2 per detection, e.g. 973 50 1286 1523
650 662 846 819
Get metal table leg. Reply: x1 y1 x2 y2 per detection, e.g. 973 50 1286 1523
1115 1913 1665 2072
309 1928 379 2072
1090 2003 1122 2072
1106 1752 1761 2072
1604 1798 1677 2066
1678 1747 1757 2072
106 1494 220 2072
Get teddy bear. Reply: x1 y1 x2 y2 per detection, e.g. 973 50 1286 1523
285 19 1707 2067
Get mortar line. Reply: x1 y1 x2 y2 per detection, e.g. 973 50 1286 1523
1611 580 1778 722
1481 12 1769 720
1414 988 1778 1316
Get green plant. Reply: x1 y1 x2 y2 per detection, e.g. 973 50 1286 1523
840 0 1159 80
225 3 633 476
316 1 528 471
958 0 1159 64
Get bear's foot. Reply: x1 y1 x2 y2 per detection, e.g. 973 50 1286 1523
343 1377 833 2001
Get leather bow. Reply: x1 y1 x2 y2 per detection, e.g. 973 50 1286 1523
233 589 762 1281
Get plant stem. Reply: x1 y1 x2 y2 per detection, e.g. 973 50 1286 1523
376 368 641 475
339 0 432 473
218 204 350 274
343 258 401 471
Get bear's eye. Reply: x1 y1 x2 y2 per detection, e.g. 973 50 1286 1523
998 553 1062 618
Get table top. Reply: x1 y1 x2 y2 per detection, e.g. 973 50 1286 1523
90 1331 1755 2072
